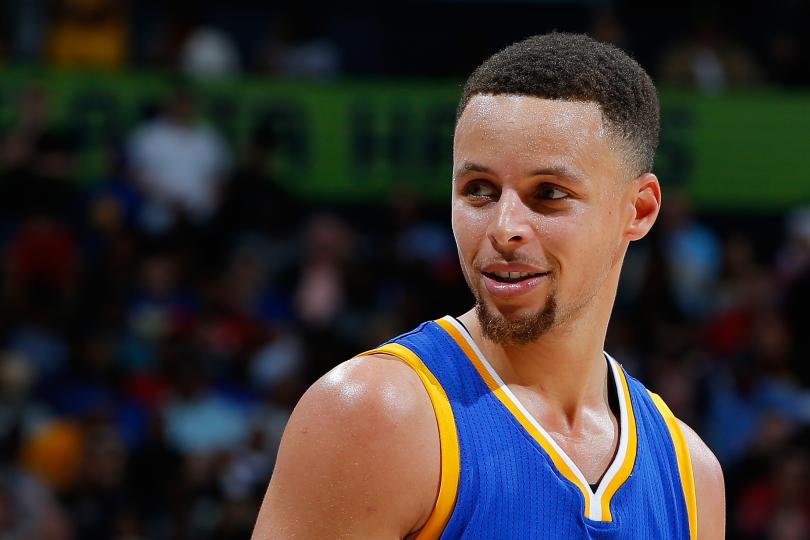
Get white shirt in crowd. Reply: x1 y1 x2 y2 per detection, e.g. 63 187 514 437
128 118 230 226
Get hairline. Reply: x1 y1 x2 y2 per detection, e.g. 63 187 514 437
455 91 644 179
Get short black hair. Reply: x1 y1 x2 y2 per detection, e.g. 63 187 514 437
458 32 659 176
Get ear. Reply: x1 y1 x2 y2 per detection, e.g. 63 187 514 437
625 173 661 241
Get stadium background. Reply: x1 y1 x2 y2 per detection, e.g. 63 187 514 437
0 1 808 538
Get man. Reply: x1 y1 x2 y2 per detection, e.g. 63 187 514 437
252 33 725 539
127 83 230 233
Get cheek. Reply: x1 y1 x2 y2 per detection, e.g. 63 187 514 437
452 202 489 260
532 210 579 246
535 209 617 270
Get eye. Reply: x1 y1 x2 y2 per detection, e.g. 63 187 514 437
463 180 498 200
537 185 569 200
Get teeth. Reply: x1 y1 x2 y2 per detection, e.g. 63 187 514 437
493 271 536 279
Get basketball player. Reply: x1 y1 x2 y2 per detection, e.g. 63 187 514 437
252 33 725 539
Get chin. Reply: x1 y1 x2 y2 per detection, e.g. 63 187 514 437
478 287 548 317
475 294 558 345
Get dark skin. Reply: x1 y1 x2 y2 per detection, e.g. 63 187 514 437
252 94 725 539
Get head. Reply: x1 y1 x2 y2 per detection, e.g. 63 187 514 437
453 33 661 345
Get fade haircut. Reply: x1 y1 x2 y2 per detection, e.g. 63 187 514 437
457 32 660 176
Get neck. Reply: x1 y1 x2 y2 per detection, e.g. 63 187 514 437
458 274 619 427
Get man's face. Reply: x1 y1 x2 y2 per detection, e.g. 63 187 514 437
452 94 637 344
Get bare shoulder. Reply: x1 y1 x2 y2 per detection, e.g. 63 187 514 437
676 419 726 540
252 354 440 540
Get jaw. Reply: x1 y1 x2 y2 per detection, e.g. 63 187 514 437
474 292 558 346
478 295 543 321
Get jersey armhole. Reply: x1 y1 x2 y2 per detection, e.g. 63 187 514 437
356 343 460 539
647 391 698 540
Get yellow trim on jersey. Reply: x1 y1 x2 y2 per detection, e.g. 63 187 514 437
648 392 698 540
357 343 460 540
434 318 595 516
600 365 638 521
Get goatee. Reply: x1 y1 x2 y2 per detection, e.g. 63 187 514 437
475 295 557 345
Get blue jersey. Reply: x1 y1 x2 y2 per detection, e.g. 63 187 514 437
358 317 697 540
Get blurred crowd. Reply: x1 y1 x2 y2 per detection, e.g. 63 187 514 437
0 81 472 539
0 0 809 87
0 2 807 540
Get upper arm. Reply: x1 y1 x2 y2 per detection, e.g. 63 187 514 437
251 355 440 540
677 419 725 540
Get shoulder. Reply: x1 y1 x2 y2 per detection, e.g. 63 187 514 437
641 388 725 539
293 354 440 457
252 354 440 539
677 418 725 540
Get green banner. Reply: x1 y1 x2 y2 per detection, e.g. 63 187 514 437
0 69 808 209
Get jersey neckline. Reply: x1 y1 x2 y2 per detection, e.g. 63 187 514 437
435 315 638 522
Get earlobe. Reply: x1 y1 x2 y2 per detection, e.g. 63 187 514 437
625 173 661 241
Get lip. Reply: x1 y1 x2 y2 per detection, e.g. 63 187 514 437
482 272 548 298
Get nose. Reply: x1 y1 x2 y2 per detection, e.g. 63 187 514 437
488 189 533 251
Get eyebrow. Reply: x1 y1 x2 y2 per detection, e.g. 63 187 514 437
528 165 585 184
454 161 585 184
453 161 492 179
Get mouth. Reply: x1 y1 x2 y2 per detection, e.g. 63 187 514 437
480 270 550 299
482 270 549 284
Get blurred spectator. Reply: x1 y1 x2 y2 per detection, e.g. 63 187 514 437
249 331 303 395
703 236 765 359
765 31 805 86
778 207 810 284
162 358 248 456
659 189 722 320
64 421 130 540
1 132 82 224
211 236 290 327
759 0 808 86
7 0 48 62
0 86 50 170
47 0 128 70
704 305 810 464
127 84 230 233
21 418 84 493
291 214 355 328
256 12 340 78
589 10 629 50
0 353 48 445
125 412 180 536
126 240 197 347
0 87 82 227
5 219 80 300
659 19 763 92
0 466 73 539
781 206 810 385
180 26 241 79
387 191 466 329
735 447 810 539
215 124 300 241
0 371 70 540
219 429 273 505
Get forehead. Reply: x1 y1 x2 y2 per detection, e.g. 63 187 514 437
454 94 615 174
